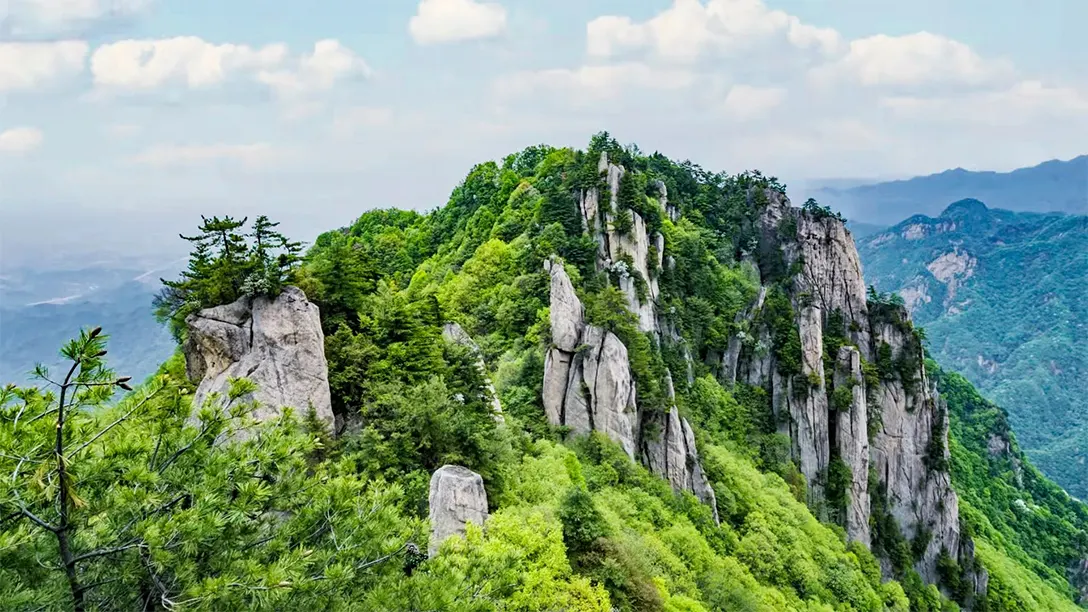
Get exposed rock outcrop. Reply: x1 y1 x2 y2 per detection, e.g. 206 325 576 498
442 322 504 422
642 373 720 523
428 465 489 556
577 152 663 335
547 154 984 597
727 191 983 592
543 257 640 458
833 346 871 547
184 286 334 435
543 256 717 521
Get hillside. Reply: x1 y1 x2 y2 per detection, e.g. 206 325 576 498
2 136 1086 611
857 200 1088 499
812 156 1088 225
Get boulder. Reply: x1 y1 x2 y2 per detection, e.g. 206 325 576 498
184 286 333 435
428 465 489 556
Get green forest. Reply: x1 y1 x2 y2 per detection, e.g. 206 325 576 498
857 201 1088 499
2 135 1086 611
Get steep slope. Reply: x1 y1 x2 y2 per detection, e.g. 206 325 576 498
935 362 1088 607
812 155 1088 225
5 135 1086 611
857 200 1088 499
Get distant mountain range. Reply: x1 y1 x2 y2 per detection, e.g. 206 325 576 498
814 155 1087 225
0 260 183 386
857 199 1088 499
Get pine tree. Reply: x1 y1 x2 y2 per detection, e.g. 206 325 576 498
154 215 302 341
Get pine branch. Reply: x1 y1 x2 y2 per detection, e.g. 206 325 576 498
70 541 143 565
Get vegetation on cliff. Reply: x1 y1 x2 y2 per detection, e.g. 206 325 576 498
2 134 1084 611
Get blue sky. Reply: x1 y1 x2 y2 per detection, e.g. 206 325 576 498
0 0 1085 266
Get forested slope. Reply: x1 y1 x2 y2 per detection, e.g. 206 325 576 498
2 135 1085 611
858 201 1088 498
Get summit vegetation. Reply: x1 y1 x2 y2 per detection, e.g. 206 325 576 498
2 134 1085 611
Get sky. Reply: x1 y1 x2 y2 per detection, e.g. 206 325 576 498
0 0 1086 268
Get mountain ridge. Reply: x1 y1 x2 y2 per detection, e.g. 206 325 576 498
814 155 1088 225
3 136 1086 611
857 199 1088 503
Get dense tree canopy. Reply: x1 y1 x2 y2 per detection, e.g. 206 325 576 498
4 134 1085 611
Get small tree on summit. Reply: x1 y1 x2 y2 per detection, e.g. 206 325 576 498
154 215 303 341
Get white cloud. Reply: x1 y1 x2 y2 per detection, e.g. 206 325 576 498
810 32 1015 89
0 41 88 92
128 142 283 168
0 127 45 153
88 37 369 102
409 0 507 45
586 0 841 63
722 84 785 119
90 37 287 91
4 0 151 35
256 39 371 99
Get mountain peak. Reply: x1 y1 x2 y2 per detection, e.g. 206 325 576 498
940 198 989 218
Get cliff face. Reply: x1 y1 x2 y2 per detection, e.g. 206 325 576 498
543 152 983 593
728 193 982 589
542 152 719 520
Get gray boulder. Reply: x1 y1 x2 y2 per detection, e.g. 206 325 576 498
428 465 489 556
184 286 334 435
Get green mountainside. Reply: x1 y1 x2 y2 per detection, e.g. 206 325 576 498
857 201 1088 499
3 136 1086 611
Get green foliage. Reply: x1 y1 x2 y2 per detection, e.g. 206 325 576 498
761 288 804 378
825 456 853 524
859 208 1088 499
802 197 846 223
935 362 1088 606
559 486 611 555
154 215 303 341
8 134 1087 611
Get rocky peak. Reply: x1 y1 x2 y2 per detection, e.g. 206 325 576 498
542 258 640 458
542 256 716 521
184 286 334 436
728 189 984 590
577 152 664 336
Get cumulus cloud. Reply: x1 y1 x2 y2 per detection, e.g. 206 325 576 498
128 142 283 168
409 0 507 45
256 39 371 99
810 31 1016 89
0 127 45 153
90 37 287 90
586 0 842 63
3 0 151 36
0 41 88 92
88 37 369 100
